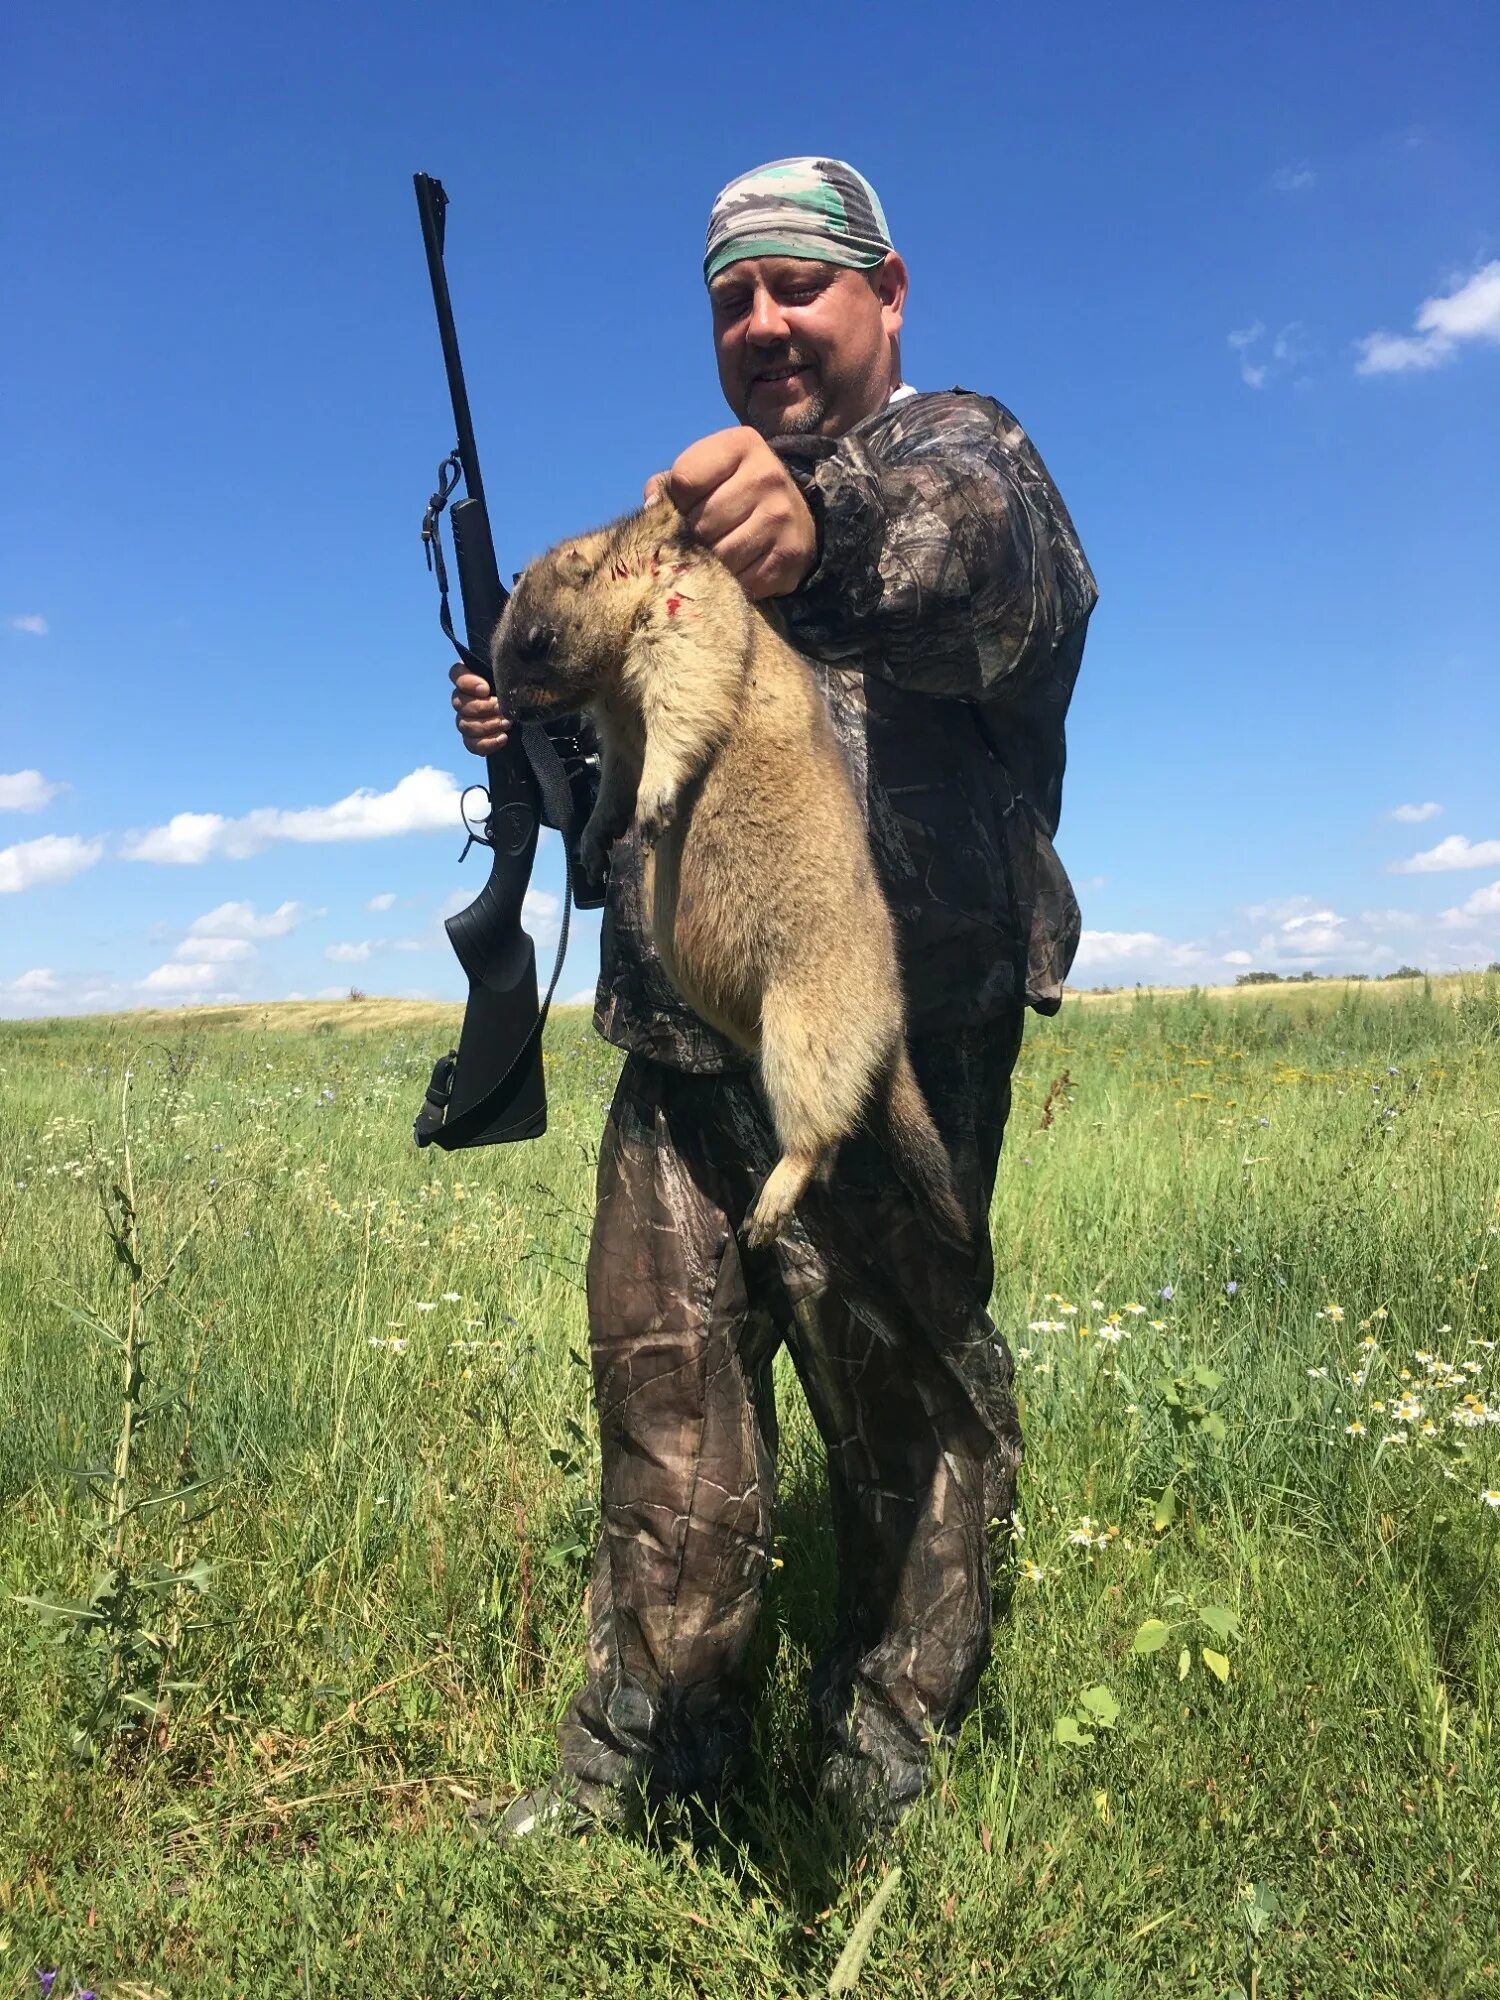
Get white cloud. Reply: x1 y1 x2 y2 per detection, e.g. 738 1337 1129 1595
186 899 312 940
1227 320 1308 389
2 967 60 996
1392 834 1500 874
1228 322 1266 388
0 833 105 894
1270 164 1317 193
1438 879 1500 929
523 887 562 946
139 961 223 993
1356 260 1500 375
0 770 63 813
1073 930 1208 971
1390 801 1441 823
565 986 597 1006
1223 950 1253 967
8 614 48 636
122 811 226 865
121 766 465 865
325 940 373 963
367 891 398 911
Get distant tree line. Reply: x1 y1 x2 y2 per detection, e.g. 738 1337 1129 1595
1229 965 1500 986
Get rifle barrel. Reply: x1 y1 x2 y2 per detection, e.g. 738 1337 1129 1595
413 173 492 527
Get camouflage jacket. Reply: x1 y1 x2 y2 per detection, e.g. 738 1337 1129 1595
594 390 1097 1074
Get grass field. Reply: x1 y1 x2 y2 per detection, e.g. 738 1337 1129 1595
3 979 1499 1997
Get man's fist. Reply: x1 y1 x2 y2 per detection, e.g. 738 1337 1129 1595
644 426 817 601
449 660 510 755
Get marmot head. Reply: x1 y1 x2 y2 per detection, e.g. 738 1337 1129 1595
492 499 700 722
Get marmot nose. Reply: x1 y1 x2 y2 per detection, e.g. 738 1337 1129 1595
515 622 556 664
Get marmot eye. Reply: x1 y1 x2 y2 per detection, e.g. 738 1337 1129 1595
515 622 556 664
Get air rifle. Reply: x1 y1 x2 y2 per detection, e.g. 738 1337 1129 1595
410 172 604 1150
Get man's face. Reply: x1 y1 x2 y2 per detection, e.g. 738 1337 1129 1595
708 253 908 440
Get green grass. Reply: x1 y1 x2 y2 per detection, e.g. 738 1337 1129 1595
2 979 1499 1998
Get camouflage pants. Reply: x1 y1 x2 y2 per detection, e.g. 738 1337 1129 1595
558 1012 1027 1821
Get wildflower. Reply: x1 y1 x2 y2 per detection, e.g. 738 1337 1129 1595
1068 1516 1099 1546
1307 1367 1329 1380
441 1290 461 1303
1420 1421 1438 1438
37 1976 57 1998
1359 1335 1379 1352
1345 1420 1366 1436
1225 1280 1239 1297
1481 1490 1500 1511
1058 1302 1078 1316
1159 1285 1175 1303
414 1301 438 1313
321 1087 336 1102
1384 1431 1410 1447
1318 1303 1345 1323
1123 1302 1146 1316
1257 1116 1270 1127
1392 1395 1423 1424
1148 1320 1167 1332
1020 1559 1046 1584
1097 1323 1130 1345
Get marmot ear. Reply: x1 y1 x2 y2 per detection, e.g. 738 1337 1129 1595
556 543 597 587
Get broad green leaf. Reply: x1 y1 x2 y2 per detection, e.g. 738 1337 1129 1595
1199 1412 1228 1444
1153 1486 1178 1530
1177 1646 1192 1681
1197 1603 1239 1643
12 1593 108 1624
543 1537 588 1568
1202 1647 1231 1683
1053 1714 1090 1746
1192 1366 1224 1391
1132 1618 1172 1654
1078 1685 1120 1728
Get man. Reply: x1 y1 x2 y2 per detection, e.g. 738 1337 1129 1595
451 158 1096 1834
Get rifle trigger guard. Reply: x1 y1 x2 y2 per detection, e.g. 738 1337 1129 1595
457 783 493 862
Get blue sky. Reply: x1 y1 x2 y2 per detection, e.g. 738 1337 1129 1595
4 0 1498 1016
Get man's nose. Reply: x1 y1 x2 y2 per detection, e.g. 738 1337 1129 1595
746 286 791 344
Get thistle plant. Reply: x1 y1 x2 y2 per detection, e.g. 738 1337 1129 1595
16 1069 219 1759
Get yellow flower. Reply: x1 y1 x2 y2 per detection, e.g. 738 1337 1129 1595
1020 1559 1046 1584
1346 1420 1366 1436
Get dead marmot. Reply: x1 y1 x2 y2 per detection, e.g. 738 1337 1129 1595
492 497 967 1251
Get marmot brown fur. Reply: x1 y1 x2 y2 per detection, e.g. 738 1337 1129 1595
492 498 967 1252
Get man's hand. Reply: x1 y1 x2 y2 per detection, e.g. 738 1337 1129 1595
449 660 511 755
644 426 817 601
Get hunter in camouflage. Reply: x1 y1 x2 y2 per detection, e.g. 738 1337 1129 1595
450 156 1095 1834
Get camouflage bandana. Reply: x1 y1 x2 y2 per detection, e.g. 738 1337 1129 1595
704 157 893 284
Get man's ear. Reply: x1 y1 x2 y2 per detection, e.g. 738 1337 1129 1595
873 250 908 338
